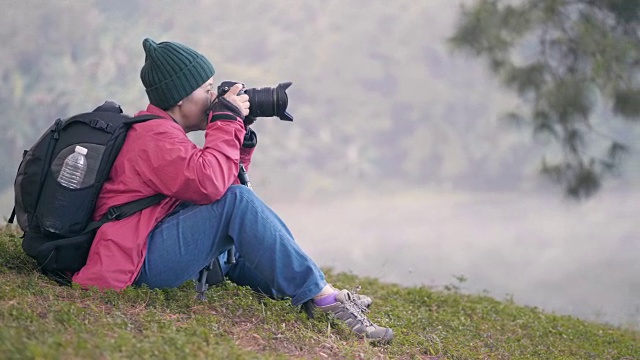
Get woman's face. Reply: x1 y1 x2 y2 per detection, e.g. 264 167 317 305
172 77 216 132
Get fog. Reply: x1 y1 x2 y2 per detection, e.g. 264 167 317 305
269 188 640 328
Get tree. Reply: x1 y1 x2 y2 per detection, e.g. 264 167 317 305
449 0 640 199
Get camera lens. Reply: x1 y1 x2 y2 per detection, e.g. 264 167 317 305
244 82 293 121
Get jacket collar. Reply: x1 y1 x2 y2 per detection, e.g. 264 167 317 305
136 104 172 119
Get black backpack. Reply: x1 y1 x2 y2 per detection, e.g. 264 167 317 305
8 101 165 285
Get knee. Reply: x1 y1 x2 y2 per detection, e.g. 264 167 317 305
224 184 255 199
216 185 265 212
194 185 261 225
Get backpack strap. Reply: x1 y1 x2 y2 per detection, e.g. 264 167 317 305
82 193 166 234
30 194 166 287
9 149 30 225
8 207 15 224
61 114 160 134
80 114 161 232
125 114 162 125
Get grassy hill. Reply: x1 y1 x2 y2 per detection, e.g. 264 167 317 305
1 227 638 359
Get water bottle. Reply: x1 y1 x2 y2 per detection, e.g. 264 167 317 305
57 145 88 189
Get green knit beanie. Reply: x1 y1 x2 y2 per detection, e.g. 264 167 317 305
140 38 215 110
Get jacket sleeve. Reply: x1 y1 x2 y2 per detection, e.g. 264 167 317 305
134 118 246 204
240 145 255 169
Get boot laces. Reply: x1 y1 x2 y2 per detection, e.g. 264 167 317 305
343 291 373 326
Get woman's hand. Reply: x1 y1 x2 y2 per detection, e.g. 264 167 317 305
223 83 250 117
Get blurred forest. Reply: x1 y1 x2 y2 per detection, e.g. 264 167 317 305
450 0 640 199
1 0 638 209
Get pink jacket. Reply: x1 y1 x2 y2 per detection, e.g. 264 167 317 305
72 104 253 290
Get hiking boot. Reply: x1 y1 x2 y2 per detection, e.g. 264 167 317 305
316 289 393 343
353 293 373 308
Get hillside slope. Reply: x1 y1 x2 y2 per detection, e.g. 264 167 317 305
1 228 638 359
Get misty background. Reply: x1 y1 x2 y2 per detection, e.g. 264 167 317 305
1 1 638 328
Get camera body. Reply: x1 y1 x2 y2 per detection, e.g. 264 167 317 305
217 81 293 121
217 81 247 96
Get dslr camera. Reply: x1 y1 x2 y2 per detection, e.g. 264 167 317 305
217 81 293 121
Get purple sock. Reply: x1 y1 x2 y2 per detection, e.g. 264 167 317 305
313 291 338 306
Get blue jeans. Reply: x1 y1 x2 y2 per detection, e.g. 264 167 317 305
134 185 327 306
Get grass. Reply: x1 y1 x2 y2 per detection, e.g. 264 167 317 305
1 227 638 359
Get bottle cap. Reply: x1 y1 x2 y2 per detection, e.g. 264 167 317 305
75 145 88 156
